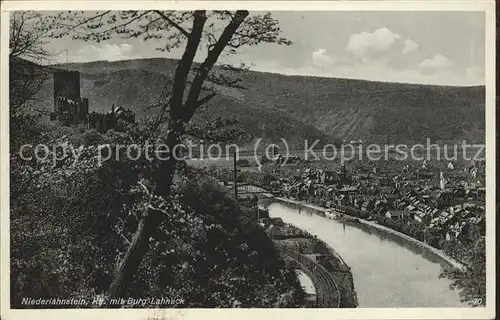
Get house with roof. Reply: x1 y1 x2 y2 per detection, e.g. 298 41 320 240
435 191 453 208
361 199 376 213
405 189 418 198
438 209 457 228
394 199 409 211
385 210 406 220
447 219 472 241
448 170 469 181
374 177 395 188
353 174 368 183
414 211 431 225
414 169 435 180
260 217 285 228
325 186 336 197
428 208 440 218
374 199 387 210
339 185 358 194
405 204 416 212
335 194 345 206
476 187 486 201
468 216 485 236
381 193 399 206
265 225 302 239
322 170 342 184
426 218 443 234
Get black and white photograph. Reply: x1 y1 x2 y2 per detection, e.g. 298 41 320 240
0 1 495 319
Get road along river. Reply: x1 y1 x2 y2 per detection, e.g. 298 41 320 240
266 200 467 308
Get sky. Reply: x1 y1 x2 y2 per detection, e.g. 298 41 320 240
40 10 485 86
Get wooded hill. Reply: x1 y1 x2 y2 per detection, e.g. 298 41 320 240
32 58 485 146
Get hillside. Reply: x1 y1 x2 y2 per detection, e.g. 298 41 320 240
32 57 485 145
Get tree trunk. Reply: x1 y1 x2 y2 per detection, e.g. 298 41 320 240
108 120 183 298
107 11 207 299
108 206 161 297
107 9 250 300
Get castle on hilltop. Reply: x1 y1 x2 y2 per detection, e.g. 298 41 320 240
50 70 135 133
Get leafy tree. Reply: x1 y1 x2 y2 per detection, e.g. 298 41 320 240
9 11 54 60
10 120 305 307
52 9 291 298
9 11 57 112
10 132 128 307
440 236 485 306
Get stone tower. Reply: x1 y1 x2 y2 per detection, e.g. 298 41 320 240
53 70 81 112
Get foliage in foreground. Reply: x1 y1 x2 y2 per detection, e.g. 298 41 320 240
440 236 486 307
10 115 305 308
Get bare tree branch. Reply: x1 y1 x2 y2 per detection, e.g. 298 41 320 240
194 92 217 109
153 10 190 38
9 11 51 60
183 10 249 122
51 10 112 38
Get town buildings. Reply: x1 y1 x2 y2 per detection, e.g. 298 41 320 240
276 159 485 247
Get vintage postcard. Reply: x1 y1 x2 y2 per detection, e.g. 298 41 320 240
0 1 496 319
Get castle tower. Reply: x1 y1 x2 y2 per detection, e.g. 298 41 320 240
53 70 81 113
52 70 89 126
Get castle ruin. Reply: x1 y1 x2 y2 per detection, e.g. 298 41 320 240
49 70 135 133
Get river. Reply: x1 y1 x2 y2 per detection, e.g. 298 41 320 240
267 201 467 307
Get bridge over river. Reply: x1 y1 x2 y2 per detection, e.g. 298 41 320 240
263 199 467 308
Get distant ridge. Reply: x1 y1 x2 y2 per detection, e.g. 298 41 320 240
30 57 484 145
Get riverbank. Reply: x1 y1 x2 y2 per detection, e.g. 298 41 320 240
260 218 358 307
265 197 465 272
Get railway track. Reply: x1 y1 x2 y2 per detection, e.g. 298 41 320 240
277 245 341 308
